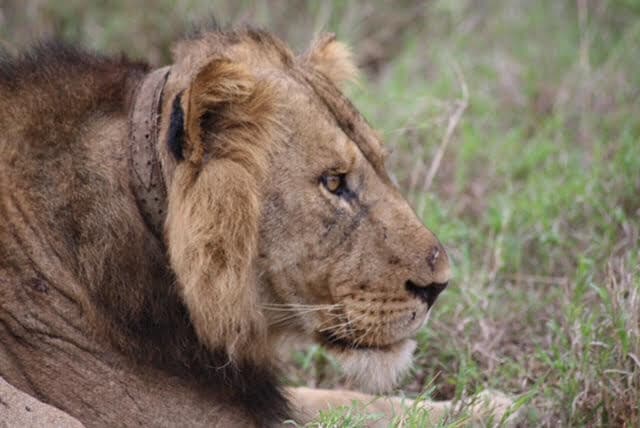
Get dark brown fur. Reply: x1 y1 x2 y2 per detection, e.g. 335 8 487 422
0 41 287 425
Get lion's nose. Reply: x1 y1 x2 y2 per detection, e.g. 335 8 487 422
405 280 448 308
426 245 451 284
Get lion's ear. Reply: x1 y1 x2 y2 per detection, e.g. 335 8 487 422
304 33 358 87
165 58 280 362
169 59 276 165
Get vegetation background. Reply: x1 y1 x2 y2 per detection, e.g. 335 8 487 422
1 0 638 426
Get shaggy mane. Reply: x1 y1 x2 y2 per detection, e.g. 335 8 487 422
0 38 289 425
0 42 147 116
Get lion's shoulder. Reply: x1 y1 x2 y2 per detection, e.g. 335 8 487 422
0 42 147 133
0 41 147 88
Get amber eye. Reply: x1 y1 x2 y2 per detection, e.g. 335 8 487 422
321 174 346 194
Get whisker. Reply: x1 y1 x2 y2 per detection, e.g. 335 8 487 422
318 312 367 336
353 322 376 348
260 303 342 312
268 314 300 326
317 315 352 332
267 305 343 327
260 303 342 308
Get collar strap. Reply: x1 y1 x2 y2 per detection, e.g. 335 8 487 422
128 66 171 239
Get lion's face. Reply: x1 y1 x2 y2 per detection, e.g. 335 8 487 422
258 85 450 341
253 37 451 390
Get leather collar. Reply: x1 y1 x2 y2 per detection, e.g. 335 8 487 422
128 66 171 239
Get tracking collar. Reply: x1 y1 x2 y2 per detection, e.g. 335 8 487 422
128 66 171 239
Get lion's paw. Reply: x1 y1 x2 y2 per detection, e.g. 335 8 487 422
467 389 527 427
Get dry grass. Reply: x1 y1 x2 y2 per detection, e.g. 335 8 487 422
1 0 639 426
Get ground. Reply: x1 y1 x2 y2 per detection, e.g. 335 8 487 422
1 1 638 426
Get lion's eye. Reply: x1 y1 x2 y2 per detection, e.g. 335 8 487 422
321 174 346 194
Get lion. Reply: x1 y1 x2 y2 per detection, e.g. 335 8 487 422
0 28 515 426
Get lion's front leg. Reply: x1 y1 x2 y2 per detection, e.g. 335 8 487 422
287 387 519 427
286 386 452 427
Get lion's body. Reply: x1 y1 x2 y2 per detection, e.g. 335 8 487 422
0 31 513 427
0 44 287 425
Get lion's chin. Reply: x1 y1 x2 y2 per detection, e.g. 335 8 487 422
328 339 416 394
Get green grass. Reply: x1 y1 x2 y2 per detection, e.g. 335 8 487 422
2 0 639 426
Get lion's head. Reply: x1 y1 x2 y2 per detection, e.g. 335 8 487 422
148 29 450 394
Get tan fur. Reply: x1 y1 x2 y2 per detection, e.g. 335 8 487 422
0 32 516 426
167 57 284 361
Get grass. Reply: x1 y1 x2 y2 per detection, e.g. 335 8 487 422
2 0 639 426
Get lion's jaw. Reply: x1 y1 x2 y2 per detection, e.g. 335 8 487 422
334 339 417 393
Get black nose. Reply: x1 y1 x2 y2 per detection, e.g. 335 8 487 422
405 280 448 308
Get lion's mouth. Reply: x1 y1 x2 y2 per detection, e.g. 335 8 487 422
317 331 396 351
314 306 429 350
